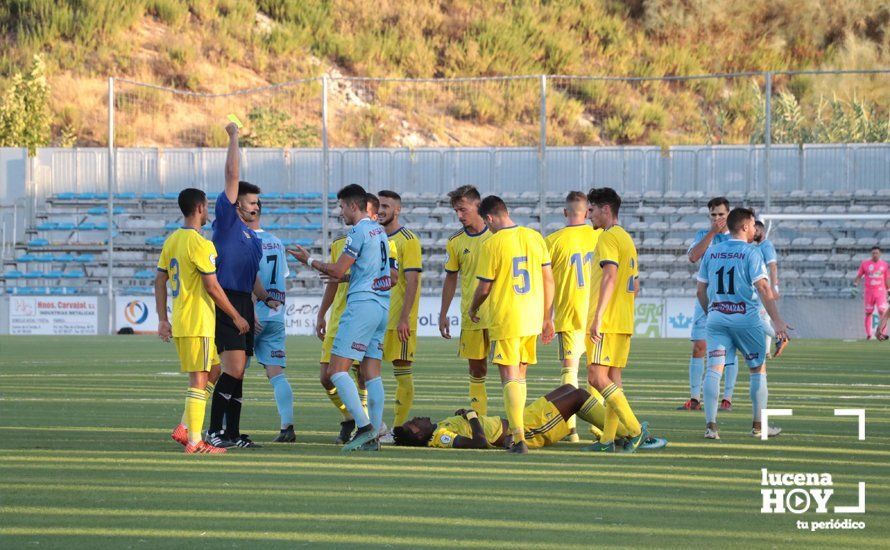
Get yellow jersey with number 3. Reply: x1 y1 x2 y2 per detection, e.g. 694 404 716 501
588 225 638 335
157 228 218 338
386 227 423 330
445 226 492 328
476 225 551 340
545 224 601 333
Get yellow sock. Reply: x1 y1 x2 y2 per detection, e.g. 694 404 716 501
325 387 350 419
560 365 579 431
576 393 606 429
469 375 488 415
184 387 207 444
601 383 641 439
358 388 369 418
503 380 526 442
393 366 414 426
181 380 216 425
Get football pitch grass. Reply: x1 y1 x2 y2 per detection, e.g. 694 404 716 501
0 335 887 548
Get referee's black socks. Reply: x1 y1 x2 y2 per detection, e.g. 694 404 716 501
209 373 238 435
226 377 244 439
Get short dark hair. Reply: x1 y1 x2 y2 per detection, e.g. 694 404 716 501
754 220 765 229
392 425 426 447
256 198 262 215
566 191 587 203
872 246 881 252
238 180 261 196
448 185 481 207
479 195 508 217
337 183 368 211
707 196 730 210
378 190 401 202
178 188 206 217
366 192 379 214
727 207 756 233
587 187 621 215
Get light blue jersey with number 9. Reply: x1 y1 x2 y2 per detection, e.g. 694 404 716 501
342 218 391 307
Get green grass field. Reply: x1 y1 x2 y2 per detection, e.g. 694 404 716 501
0 335 888 548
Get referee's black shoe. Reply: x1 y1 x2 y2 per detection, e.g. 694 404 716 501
233 434 263 448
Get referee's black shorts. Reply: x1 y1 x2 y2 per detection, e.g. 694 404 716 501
216 289 255 356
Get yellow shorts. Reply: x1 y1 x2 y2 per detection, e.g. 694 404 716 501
459 328 490 360
586 332 632 368
489 335 537 366
522 397 569 449
383 329 416 362
320 324 359 366
175 336 219 373
557 330 586 362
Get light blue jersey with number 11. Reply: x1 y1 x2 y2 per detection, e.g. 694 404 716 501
696 239 768 327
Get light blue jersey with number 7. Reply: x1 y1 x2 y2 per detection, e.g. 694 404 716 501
255 229 288 323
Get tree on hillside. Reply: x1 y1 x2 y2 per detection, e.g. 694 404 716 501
0 55 51 155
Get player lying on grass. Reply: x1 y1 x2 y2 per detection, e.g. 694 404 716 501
392 384 667 451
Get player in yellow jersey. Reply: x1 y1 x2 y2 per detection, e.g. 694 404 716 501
439 185 493 414
545 191 602 442
393 384 668 450
376 190 422 440
155 188 249 454
583 187 649 453
469 196 555 454
316 193 397 443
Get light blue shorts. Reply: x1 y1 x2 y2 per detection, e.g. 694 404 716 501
706 321 767 369
253 320 287 367
691 301 708 341
332 298 387 362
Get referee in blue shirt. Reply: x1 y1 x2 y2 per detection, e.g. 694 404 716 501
206 122 280 448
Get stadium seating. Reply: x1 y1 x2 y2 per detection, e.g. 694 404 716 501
3 189 888 296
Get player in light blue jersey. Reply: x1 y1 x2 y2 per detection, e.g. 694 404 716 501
288 184 392 453
696 207 791 440
678 197 731 411
754 220 785 358
246 201 295 442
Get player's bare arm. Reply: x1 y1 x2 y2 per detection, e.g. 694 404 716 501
590 263 617 343
541 264 555 344
768 263 779 297
469 279 492 323
201 272 250 334
224 123 240 204
452 410 489 449
439 271 458 338
287 244 355 281
754 278 791 340
316 280 337 341
154 269 172 342
399 270 420 342
696 281 709 313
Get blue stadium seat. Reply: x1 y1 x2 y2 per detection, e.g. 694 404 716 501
25 271 43 279
165 221 180 230
264 223 282 230
206 192 219 201
303 223 322 231
62 271 84 279
283 193 300 200
3 270 23 279
146 236 166 246
304 192 323 200
17 253 37 262
77 222 96 230
29 238 49 247
140 192 162 200
78 193 97 200
270 207 293 214
46 270 66 279
94 222 110 230
55 253 76 262
284 222 303 230
74 254 94 263
87 206 125 215
162 192 178 200
263 192 282 200
56 222 76 231
294 238 313 247
37 221 58 231
134 270 155 280
34 254 54 263
115 192 137 200
57 192 77 200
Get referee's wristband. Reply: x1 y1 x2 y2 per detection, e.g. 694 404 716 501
465 411 478 421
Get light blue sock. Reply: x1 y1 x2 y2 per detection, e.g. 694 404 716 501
269 373 294 429
703 368 721 425
689 357 705 399
750 372 768 423
331 371 370 428
723 361 738 401
365 376 385 432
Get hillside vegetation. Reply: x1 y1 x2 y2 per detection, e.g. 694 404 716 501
0 0 888 148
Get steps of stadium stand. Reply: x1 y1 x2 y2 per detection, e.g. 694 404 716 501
3 191 887 295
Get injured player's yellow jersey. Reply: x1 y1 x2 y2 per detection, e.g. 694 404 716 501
429 415 504 448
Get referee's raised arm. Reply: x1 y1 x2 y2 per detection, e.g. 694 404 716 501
224 123 240 204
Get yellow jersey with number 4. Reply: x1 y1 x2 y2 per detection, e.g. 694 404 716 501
476 225 551 340
157 228 218 338
546 224 601 333
588 225 638 335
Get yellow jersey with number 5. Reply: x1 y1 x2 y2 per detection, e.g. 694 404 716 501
157 228 218 338
588 225 638 335
545 224 601 333
476 225 551 340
